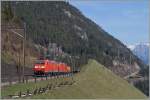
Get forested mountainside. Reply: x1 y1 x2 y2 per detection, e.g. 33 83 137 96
2 1 147 76
1 1 148 96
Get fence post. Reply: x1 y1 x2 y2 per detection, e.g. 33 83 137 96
9 76 12 86
34 77 36 83
26 89 29 96
18 75 21 83
25 76 28 83
46 76 47 80
48 84 52 90
33 88 38 95
18 91 22 98
38 87 42 94
42 87 46 93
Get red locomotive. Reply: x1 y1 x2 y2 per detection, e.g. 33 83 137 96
32 59 71 75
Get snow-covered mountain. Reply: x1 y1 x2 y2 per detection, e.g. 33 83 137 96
128 43 149 65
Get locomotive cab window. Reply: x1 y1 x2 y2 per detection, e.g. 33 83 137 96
35 60 45 64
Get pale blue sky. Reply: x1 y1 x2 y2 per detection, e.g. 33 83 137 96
70 0 149 45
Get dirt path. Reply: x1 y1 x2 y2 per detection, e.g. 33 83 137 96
124 71 139 79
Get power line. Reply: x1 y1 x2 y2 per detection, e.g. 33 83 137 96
2 22 26 83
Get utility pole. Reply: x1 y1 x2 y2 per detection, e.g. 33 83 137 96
117 47 120 59
2 24 26 83
70 56 73 81
129 53 131 65
23 22 26 83
128 53 132 75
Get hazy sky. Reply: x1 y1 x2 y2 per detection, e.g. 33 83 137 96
70 0 149 46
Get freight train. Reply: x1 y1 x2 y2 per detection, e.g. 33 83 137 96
32 60 71 75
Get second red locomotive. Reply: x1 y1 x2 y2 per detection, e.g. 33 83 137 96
32 60 71 75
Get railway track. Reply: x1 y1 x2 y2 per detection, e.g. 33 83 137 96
1 73 73 87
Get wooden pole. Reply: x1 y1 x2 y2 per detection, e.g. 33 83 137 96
34 77 36 83
23 22 26 83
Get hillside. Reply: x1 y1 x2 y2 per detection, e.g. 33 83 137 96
1 1 148 96
31 60 146 99
1 60 146 99
1 1 147 77
128 43 149 96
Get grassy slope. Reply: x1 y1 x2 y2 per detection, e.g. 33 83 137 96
2 59 146 99
32 59 146 99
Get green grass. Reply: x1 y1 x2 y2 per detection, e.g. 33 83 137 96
1 77 72 97
1 59 147 99
31 59 146 99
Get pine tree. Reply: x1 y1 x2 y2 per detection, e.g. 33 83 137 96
2 2 14 21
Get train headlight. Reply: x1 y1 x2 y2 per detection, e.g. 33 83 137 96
41 66 45 68
35 66 38 68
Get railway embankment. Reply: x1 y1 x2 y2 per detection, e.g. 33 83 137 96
1 59 146 99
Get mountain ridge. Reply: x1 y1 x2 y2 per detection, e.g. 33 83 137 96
1 0 147 81
128 42 149 65
1 1 148 96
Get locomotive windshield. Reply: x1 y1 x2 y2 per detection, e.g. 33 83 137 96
35 60 45 64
